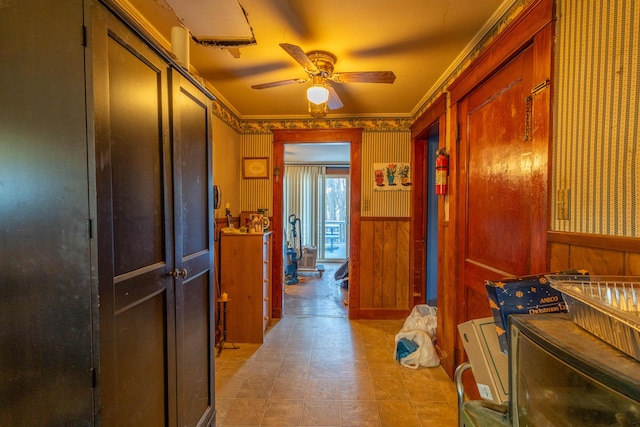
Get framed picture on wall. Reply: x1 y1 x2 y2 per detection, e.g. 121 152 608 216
243 157 269 179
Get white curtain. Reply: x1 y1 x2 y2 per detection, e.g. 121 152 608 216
283 166 326 251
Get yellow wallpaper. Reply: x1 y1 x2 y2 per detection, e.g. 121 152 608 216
233 130 411 218
214 0 640 239
553 0 639 237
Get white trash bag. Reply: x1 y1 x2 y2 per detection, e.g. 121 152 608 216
394 304 440 369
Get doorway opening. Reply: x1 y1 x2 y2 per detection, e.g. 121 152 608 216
282 143 350 317
425 127 439 306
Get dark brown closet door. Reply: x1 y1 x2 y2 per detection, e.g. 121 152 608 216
92 6 177 426
172 74 215 427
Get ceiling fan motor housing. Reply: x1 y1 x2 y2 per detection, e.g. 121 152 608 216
306 51 336 77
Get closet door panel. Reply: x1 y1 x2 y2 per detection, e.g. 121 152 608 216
173 76 215 427
93 5 176 424
181 272 212 425
114 294 168 427
107 39 176 425
108 35 167 275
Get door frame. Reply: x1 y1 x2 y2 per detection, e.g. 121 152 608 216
271 129 362 319
410 94 450 370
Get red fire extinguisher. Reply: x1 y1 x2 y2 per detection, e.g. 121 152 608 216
435 148 449 195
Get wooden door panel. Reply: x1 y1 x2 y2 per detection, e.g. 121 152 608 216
108 35 168 276
173 76 215 427
465 54 533 276
115 293 170 427
180 273 212 426
95 7 176 424
459 46 534 324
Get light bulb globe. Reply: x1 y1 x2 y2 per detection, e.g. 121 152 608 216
307 85 329 104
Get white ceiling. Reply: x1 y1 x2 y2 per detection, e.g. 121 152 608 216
125 0 511 119
285 143 350 164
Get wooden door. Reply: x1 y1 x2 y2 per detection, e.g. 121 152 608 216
456 45 538 328
94 6 215 425
172 74 215 427
93 6 176 425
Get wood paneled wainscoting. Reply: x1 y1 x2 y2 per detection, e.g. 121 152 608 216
357 217 412 319
548 231 640 275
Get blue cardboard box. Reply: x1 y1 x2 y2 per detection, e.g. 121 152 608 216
485 269 589 353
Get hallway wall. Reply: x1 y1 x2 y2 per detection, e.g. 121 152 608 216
552 0 640 237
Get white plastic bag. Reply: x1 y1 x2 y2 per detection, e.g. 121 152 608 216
394 304 440 369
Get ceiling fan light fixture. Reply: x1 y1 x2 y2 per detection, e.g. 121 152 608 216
308 101 327 118
307 85 329 105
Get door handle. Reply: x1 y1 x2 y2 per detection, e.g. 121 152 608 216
168 269 187 279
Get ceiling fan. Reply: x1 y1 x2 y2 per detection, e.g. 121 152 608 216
251 43 396 117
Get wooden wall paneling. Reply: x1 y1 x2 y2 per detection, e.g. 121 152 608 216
359 218 412 312
548 232 640 277
396 221 410 309
382 220 398 308
359 220 374 308
372 220 385 308
570 246 625 275
548 242 570 271
626 254 640 275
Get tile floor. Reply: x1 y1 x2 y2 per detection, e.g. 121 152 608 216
214 264 459 426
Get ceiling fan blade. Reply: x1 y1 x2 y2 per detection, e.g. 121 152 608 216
332 71 396 84
251 78 307 89
327 86 343 110
279 43 317 71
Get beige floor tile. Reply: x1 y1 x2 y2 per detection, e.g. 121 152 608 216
301 400 340 426
305 379 345 400
215 263 458 426
340 400 380 427
261 399 304 426
414 401 459 427
221 398 268 425
372 378 411 401
336 378 376 401
235 377 275 399
270 377 309 399
246 360 282 380
214 398 233 422
376 400 422 427
282 348 313 362
308 358 368 379
277 360 311 379
215 375 244 399
368 361 403 380
254 346 287 362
